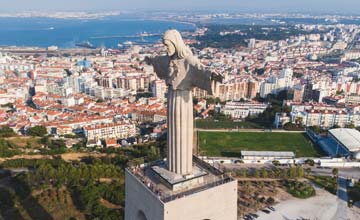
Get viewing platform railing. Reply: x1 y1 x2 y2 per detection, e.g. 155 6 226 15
126 156 235 203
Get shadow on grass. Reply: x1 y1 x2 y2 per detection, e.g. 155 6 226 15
220 151 241 158
10 177 54 220
301 132 327 157
69 186 85 212
0 187 24 220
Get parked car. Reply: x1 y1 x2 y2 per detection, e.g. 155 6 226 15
261 209 271 214
249 213 259 218
268 206 275 211
244 214 254 220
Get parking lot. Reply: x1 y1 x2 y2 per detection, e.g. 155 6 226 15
248 184 360 220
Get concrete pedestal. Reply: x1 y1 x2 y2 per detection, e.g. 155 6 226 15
125 158 238 220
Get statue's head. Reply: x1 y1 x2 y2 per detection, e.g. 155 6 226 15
163 29 192 59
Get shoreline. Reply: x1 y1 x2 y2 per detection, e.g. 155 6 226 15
0 17 197 49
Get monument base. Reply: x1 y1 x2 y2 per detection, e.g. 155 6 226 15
125 156 238 220
151 160 207 191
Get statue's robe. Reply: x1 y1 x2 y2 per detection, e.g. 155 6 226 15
151 55 213 175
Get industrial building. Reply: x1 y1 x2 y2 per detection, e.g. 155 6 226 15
328 128 360 158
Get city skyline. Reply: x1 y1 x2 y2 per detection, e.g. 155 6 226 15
1 2 360 219
1 0 360 14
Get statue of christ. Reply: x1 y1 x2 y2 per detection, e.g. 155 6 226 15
145 29 223 175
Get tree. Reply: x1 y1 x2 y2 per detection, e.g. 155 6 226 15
304 159 315 166
296 166 305 178
254 170 260 178
260 168 268 178
345 123 355 129
283 122 304 131
147 145 160 162
332 125 341 129
236 169 247 177
336 90 344 95
288 166 297 179
0 139 21 157
277 90 289 101
255 68 265 75
206 97 215 105
295 117 303 125
309 126 321 134
293 72 304 78
0 126 16 137
27 126 47 137
272 160 280 166
332 168 339 177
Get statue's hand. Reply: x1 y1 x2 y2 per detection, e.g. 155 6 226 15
211 72 224 83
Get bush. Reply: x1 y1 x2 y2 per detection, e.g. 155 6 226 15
309 126 321 134
285 180 316 199
27 126 47 137
232 167 305 179
304 159 315 166
0 126 16 137
283 122 304 131
0 139 21 158
307 175 338 195
272 160 280 166
64 134 79 139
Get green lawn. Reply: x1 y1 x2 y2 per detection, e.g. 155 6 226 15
195 119 262 129
199 132 322 157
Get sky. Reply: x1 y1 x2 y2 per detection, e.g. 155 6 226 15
1 0 360 14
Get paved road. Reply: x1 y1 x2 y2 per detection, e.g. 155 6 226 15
311 167 360 179
331 177 349 220
196 128 304 133
255 185 339 220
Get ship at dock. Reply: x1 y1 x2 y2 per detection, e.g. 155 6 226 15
75 41 96 49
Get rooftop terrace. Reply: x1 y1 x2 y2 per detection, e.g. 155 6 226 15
126 156 234 203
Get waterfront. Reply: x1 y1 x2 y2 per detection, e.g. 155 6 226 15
0 17 196 48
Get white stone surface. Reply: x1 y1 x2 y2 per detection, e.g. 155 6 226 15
149 29 221 175
125 169 238 220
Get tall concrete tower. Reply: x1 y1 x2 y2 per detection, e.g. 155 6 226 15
125 30 238 220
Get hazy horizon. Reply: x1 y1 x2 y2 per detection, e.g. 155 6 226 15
1 0 360 15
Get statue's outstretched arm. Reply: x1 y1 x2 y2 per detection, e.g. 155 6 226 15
146 56 170 80
190 61 223 95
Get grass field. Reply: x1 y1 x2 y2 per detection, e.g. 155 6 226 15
196 119 262 129
199 132 322 157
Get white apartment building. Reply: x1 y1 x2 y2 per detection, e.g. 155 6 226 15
222 102 268 119
84 122 136 141
279 68 293 89
260 81 277 98
151 80 167 99
283 109 354 128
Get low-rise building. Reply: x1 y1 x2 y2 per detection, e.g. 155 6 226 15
241 151 295 161
84 122 136 141
222 102 268 119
